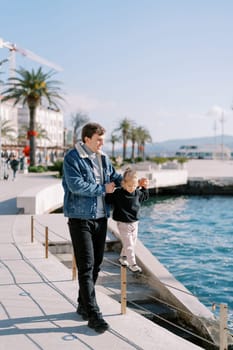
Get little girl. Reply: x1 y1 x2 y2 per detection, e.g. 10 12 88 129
105 167 149 272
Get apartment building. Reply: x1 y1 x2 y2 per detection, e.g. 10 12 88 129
0 99 66 164
18 105 64 149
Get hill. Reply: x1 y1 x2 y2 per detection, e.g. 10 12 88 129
105 134 233 157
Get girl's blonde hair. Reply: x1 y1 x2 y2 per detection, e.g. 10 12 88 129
121 167 138 187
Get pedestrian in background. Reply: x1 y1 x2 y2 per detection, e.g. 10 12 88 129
62 122 122 333
10 154 19 180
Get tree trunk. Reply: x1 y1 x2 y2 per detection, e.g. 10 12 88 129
29 106 37 166
131 141 135 160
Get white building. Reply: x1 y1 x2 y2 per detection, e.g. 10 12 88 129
18 105 64 149
176 144 232 160
0 99 65 164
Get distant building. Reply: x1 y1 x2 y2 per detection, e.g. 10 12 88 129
63 128 73 148
176 144 231 160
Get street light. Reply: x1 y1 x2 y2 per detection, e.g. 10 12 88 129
220 111 225 161
207 105 226 160
0 58 9 179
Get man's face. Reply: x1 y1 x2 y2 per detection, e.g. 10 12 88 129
85 133 105 153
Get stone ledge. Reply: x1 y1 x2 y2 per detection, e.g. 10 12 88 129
16 182 64 214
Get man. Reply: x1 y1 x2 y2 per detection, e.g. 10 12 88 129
62 122 122 333
10 154 19 180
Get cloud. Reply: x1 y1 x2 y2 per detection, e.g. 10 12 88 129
206 105 224 118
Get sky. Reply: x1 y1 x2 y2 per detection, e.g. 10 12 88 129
1 0 233 143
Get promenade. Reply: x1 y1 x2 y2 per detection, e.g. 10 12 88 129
186 159 233 178
0 169 207 350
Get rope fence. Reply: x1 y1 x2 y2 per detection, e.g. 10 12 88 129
32 215 78 279
30 215 233 349
104 260 233 350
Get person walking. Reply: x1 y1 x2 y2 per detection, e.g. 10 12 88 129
105 167 149 273
62 122 122 333
10 154 19 180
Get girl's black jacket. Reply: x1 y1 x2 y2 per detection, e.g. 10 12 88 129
105 187 149 223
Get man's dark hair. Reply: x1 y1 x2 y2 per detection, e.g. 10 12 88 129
81 123 106 142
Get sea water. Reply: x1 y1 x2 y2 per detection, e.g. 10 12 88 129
139 195 233 327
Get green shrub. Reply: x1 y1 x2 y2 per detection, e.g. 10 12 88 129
148 156 187 165
177 157 187 164
134 157 144 162
48 160 63 177
150 157 168 164
28 165 47 173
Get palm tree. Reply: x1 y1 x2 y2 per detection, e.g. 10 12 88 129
0 58 8 84
0 119 16 142
1 67 63 166
18 123 50 146
129 126 138 161
136 126 152 159
36 123 51 142
71 111 89 145
115 117 134 160
18 124 29 146
109 133 121 158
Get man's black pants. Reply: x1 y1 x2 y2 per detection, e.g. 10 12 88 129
68 217 107 317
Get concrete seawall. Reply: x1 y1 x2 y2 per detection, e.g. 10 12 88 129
154 159 233 195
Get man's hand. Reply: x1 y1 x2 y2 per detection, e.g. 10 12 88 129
105 182 115 193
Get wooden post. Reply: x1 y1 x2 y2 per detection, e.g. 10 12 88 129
72 254 77 280
121 265 127 314
220 303 228 350
45 226 48 258
31 216 34 243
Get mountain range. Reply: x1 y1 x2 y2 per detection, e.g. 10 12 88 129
105 134 233 157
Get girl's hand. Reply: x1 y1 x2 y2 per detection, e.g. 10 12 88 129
138 178 149 188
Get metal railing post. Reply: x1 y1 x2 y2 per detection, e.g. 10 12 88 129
220 303 228 350
31 216 34 243
121 265 127 314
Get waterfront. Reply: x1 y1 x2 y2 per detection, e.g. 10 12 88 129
139 195 233 327
0 172 205 350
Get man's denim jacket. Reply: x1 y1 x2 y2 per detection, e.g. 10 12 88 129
62 142 122 219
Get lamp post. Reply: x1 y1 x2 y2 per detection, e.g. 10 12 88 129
207 106 225 160
0 58 9 179
220 111 225 160
213 120 217 159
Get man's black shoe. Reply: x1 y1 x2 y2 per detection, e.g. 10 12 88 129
76 304 88 321
88 314 109 333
